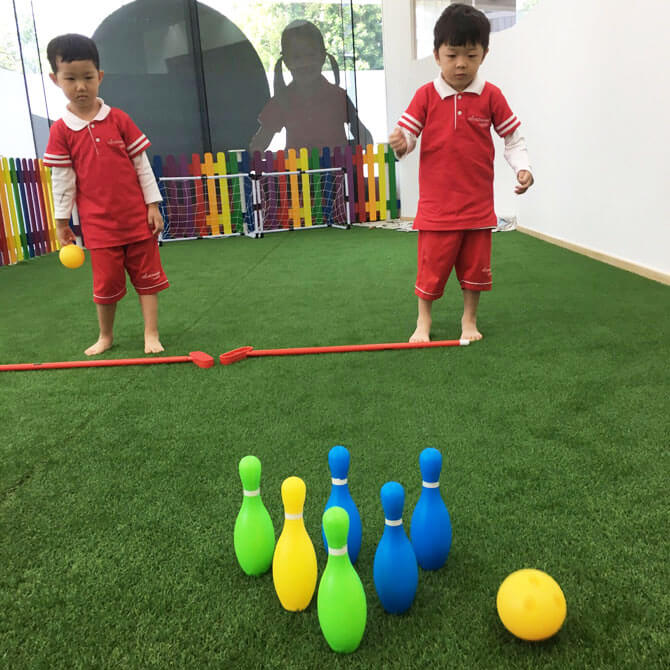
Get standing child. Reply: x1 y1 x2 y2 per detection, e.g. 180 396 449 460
44 33 169 356
389 4 533 342
250 19 373 152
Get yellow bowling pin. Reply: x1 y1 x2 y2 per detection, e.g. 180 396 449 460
272 476 318 611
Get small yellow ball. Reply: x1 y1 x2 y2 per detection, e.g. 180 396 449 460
496 569 566 641
59 244 85 269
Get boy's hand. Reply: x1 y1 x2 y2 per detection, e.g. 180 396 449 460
389 128 408 157
56 221 76 246
147 203 164 236
515 170 534 194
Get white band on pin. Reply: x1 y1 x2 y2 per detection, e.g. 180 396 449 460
331 477 347 485
385 518 402 526
328 545 348 556
285 513 303 520
244 488 260 496
422 481 439 488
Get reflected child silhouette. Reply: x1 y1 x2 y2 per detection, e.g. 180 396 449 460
250 20 372 152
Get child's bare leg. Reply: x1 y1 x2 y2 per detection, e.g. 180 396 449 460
410 297 433 343
86 303 116 355
461 289 482 341
139 293 164 353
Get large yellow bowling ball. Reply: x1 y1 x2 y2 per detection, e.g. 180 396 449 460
59 244 85 269
496 569 566 641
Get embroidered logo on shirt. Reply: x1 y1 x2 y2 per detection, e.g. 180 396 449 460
468 115 490 128
107 139 125 146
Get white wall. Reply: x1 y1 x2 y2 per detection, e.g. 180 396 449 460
382 0 670 276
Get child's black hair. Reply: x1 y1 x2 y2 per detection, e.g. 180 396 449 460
46 33 100 73
433 3 491 52
274 20 340 93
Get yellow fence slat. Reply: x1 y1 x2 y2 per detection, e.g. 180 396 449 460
287 149 301 228
213 152 232 235
365 144 377 222
1 157 23 261
39 160 59 251
202 153 222 236
299 148 312 228
376 144 387 220
0 158 18 264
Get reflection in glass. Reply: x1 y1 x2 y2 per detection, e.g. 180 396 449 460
249 19 372 152
93 0 268 156
1 0 39 156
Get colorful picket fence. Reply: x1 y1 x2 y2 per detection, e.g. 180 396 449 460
153 143 400 239
0 144 400 265
0 157 60 267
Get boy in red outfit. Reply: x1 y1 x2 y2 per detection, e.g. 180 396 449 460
389 4 534 342
44 34 169 356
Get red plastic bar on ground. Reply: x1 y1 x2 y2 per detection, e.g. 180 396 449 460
0 351 214 372
249 340 466 356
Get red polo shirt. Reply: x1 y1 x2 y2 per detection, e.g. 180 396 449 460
44 101 153 249
398 75 521 231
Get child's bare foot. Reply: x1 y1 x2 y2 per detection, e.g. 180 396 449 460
410 298 433 342
85 336 113 356
144 335 164 354
460 318 483 341
410 320 431 343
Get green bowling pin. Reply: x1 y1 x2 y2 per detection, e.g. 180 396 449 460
317 506 367 653
233 455 275 576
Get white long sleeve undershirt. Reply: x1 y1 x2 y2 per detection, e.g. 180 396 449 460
50 152 162 220
396 126 532 175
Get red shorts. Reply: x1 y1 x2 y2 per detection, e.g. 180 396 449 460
89 237 169 305
415 229 492 300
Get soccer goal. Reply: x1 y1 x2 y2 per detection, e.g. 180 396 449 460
158 165 349 241
158 172 256 241
254 166 349 234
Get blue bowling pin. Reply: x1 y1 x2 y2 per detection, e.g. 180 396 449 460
373 482 418 614
322 446 362 564
410 447 452 570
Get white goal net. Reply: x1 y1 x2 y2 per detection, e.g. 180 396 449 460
255 167 349 234
158 172 255 240
158 166 348 240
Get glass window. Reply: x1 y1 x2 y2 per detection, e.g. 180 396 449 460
33 0 208 157
0 1 36 156
199 1 384 152
13 0 385 157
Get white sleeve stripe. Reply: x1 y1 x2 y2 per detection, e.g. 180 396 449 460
401 112 423 131
495 114 516 131
495 115 518 133
498 121 520 136
127 140 150 156
402 112 423 129
398 118 422 137
44 159 72 165
126 134 148 151
44 153 70 160
399 119 422 136
398 122 420 138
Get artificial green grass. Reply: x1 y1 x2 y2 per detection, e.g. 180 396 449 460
1 228 669 668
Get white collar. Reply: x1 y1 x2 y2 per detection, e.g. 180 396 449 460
433 74 486 99
62 98 111 131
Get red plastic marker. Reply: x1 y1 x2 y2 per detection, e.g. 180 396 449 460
219 340 469 365
0 351 214 372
